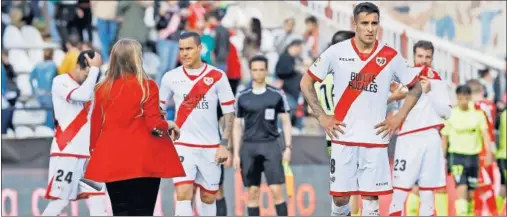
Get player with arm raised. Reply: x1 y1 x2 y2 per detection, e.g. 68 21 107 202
388 40 452 216
42 51 108 216
300 2 424 216
159 31 234 216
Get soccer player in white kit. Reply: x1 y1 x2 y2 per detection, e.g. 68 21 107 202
159 32 235 216
42 51 108 216
300 2 424 216
388 40 452 216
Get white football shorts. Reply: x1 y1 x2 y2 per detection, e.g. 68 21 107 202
173 145 221 194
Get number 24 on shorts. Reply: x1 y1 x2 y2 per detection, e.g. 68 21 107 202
55 169 73 184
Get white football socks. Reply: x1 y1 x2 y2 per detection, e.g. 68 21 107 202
200 201 217 216
362 199 380 216
41 199 69 216
389 189 408 216
87 195 108 216
331 200 351 216
175 200 193 216
419 190 435 216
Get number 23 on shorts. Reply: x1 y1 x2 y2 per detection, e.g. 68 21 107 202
393 159 407 171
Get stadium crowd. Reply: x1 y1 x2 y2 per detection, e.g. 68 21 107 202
1 0 506 216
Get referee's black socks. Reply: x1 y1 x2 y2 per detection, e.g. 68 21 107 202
216 198 227 216
275 202 288 216
247 206 260 216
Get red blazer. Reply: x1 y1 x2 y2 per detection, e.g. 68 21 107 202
84 75 185 182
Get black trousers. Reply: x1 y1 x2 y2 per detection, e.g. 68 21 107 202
106 177 161 216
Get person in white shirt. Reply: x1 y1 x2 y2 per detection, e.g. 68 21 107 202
388 40 452 216
159 31 235 216
300 2 424 216
42 51 107 216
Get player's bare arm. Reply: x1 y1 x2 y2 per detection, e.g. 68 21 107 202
232 117 243 169
375 81 422 138
216 112 234 164
279 113 292 162
300 73 345 138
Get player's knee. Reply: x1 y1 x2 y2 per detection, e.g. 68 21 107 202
362 195 378 201
435 187 447 193
247 186 260 204
411 186 420 195
333 196 350 206
175 184 194 201
200 190 216 204
269 184 285 204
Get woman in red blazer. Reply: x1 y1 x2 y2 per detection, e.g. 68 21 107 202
84 39 185 216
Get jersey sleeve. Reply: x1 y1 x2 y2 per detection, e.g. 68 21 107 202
307 47 334 82
427 77 452 119
275 90 291 113
478 111 488 131
159 73 174 110
53 67 100 102
391 54 422 87
217 73 236 114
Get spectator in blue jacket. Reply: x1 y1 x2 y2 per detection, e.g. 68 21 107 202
30 48 57 129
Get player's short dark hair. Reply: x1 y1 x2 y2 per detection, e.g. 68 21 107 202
249 55 268 69
305 16 317 24
353 2 380 21
331 31 355 45
179 31 201 45
205 10 220 21
456 84 472 95
77 50 95 69
413 40 434 55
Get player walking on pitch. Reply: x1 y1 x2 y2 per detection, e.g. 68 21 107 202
388 41 452 216
159 31 235 216
300 2 425 216
42 51 107 216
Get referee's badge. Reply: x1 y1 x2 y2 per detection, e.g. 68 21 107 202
204 77 214 86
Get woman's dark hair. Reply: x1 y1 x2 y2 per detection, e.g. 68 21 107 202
250 18 262 48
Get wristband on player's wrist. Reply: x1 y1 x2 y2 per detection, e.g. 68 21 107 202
220 139 229 147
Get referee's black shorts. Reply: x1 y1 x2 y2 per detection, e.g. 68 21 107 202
240 140 285 187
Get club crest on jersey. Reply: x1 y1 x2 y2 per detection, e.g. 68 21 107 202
376 57 386 66
427 69 434 78
203 77 214 86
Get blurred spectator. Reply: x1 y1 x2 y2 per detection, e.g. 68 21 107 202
116 1 152 46
92 0 119 63
493 58 507 112
1 50 19 134
76 0 93 42
275 40 304 128
30 48 57 129
226 30 242 95
242 17 262 61
58 35 81 74
186 1 211 32
155 0 184 85
45 1 61 43
478 68 495 101
201 27 215 65
80 41 94 51
303 15 324 60
53 0 79 51
205 10 229 71
330 31 356 47
272 17 302 54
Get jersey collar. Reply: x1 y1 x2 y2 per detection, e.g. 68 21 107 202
351 39 379 61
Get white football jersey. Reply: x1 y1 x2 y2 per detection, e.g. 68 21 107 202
398 69 452 136
308 39 422 147
50 67 100 157
159 64 235 147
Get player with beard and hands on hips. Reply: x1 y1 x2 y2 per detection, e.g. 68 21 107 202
84 39 184 216
300 2 425 216
159 31 235 216
387 40 452 216
42 50 108 216
232 55 292 216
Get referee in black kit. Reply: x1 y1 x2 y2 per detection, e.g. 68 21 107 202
232 55 293 216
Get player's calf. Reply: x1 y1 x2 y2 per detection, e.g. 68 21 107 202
199 188 217 216
175 184 194 216
269 184 288 216
331 196 351 216
247 186 261 216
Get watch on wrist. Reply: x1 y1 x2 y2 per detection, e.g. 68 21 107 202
220 139 229 147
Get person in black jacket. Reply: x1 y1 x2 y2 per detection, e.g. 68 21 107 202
205 10 229 72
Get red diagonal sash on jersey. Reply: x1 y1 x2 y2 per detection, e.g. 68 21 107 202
175 70 223 128
334 46 397 122
55 102 91 151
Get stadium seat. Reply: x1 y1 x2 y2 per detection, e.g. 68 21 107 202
24 98 41 108
15 74 33 97
14 101 23 109
4 128 15 138
34 125 54 138
53 49 66 67
2 25 25 49
143 52 160 77
8 49 34 74
14 126 35 139
21 25 44 47
28 49 44 65
12 109 46 126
